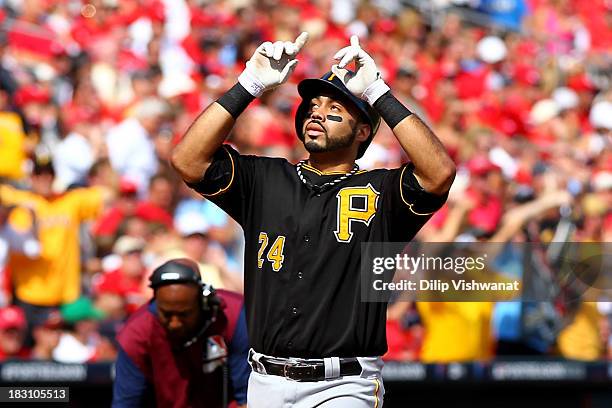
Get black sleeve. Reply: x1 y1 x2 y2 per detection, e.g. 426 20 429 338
185 145 256 226
382 162 448 241
399 162 448 214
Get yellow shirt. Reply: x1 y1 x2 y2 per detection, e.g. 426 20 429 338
417 301 494 363
558 302 604 361
0 185 103 306
0 112 27 180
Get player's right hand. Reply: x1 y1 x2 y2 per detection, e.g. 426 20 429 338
238 32 309 97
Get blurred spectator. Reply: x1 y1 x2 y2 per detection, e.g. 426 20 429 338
174 187 244 271
464 155 504 235
94 292 128 323
0 32 17 96
105 98 170 197
52 111 106 191
477 0 529 32
0 203 40 307
420 182 574 358
92 178 140 252
385 301 423 361
161 211 243 292
53 297 110 363
30 311 63 360
557 302 607 361
93 235 148 314
133 173 175 229
0 157 113 331
417 302 494 362
393 64 430 125
0 306 29 360
588 100 612 152
0 87 29 181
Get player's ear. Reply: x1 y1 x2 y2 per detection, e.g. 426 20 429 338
355 122 370 143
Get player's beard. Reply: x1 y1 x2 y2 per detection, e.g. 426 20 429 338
303 120 357 153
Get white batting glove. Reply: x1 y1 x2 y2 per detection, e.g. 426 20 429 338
331 35 390 105
238 32 309 97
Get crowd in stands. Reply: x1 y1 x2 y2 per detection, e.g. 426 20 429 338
0 0 610 364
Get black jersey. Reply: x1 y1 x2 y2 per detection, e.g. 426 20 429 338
187 145 447 358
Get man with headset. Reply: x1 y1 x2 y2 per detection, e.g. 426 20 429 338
112 258 249 408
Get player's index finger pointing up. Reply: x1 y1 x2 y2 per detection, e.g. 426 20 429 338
350 35 360 47
293 32 309 54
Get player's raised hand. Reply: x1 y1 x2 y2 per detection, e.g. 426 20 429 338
331 35 390 105
239 32 309 97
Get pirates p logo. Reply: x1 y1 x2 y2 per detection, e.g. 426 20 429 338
334 184 379 243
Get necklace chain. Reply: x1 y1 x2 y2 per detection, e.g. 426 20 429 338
296 160 359 193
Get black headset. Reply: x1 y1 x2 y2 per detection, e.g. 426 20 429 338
149 260 221 346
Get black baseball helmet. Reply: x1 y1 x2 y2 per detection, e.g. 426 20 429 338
295 71 381 159
149 259 219 314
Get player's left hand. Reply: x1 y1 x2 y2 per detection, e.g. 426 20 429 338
239 32 309 97
331 36 389 104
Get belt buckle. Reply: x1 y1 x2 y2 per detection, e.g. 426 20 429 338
283 361 314 382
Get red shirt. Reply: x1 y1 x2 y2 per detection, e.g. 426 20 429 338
93 269 147 314
468 194 503 234
92 207 126 237
0 347 30 361
135 202 173 230
92 201 173 237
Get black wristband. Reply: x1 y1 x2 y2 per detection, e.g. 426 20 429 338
216 82 255 119
373 91 413 129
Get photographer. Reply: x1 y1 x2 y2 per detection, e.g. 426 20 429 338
112 259 249 408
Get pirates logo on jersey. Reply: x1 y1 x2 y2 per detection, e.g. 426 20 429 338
334 184 379 243
202 335 228 373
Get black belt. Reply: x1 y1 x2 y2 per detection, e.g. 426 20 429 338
252 357 362 382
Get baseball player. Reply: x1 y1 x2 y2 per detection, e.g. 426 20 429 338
172 33 455 407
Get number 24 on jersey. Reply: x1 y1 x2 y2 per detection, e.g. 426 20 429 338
257 232 286 272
